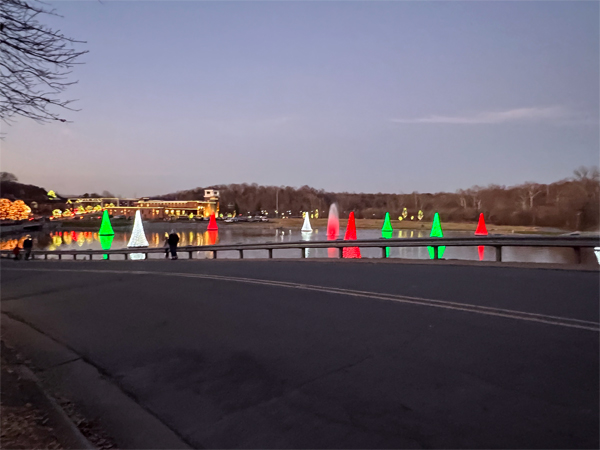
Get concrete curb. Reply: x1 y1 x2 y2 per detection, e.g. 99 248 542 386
14 364 96 450
1 313 191 449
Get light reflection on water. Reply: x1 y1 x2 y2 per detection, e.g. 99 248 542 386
0 225 589 264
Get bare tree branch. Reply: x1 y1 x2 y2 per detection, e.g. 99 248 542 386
0 0 87 123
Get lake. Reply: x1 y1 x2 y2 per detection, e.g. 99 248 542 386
1 222 591 264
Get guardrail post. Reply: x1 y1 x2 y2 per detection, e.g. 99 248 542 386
239 249 243 259
574 247 581 264
381 247 386 258
89 254 93 260
213 250 217 259
433 246 439 260
106 254 110 260
145 253 148 260
301 248 305 258
189 251 193 259
268 249 273 259
495 246 502 262
124 253 128 260
73 254 76 260
339 247 343 258
44 254 48 260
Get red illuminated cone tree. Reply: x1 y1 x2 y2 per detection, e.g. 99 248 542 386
207 212 218 231
475 213 488 260
475 213 488 236
343 212 361 259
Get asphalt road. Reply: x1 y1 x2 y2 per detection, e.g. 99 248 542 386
1 259 598 448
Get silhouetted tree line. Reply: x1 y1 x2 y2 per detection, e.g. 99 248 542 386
156 167 599 230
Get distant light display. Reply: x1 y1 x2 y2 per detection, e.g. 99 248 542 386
402 208 408 219
47 190 57 200
99 210 114 235
427 212 446 259
0 199 31 220
418 210 424 220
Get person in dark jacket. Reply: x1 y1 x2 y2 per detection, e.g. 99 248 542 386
22 235 33 260
167 230 179 260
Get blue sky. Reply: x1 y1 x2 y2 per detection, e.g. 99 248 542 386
2 1 598 197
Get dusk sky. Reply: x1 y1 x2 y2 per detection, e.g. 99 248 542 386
2 1 598 197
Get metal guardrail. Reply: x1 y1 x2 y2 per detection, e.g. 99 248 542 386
1 236 598 264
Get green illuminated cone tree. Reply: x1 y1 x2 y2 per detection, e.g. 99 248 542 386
381 212 393 233
98 210 114 236
382 212 393 257
99 234 114 260
427 212 446 259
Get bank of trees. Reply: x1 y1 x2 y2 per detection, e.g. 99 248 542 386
157 167 599 230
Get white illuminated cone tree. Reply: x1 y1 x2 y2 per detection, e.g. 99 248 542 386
128 210 149 248
301 212 313 232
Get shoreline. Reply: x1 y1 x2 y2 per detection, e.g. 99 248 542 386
41 218 571 235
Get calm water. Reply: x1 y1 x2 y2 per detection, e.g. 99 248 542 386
1 223 591 264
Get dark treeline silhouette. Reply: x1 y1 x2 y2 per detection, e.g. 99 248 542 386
156 167 599 231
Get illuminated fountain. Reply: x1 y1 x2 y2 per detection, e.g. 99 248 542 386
127 210 149 260
327 203 339 258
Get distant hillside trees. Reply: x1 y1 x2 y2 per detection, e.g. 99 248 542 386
157 167 599 230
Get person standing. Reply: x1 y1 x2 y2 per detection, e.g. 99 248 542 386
22 235 33 260
163 233 170 259
167 230 179 260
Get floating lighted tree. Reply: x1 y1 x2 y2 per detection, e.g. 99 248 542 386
99 234 114 260
47 190 57 200
127 211 149 248
402 208 408 219
382 212 393 257
418 210 424 220
475 213 488 261
427 212 445 259
343 212 361 258
207 212 218 231
301 212 313 232
128 210 148 259
99 210 114 235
